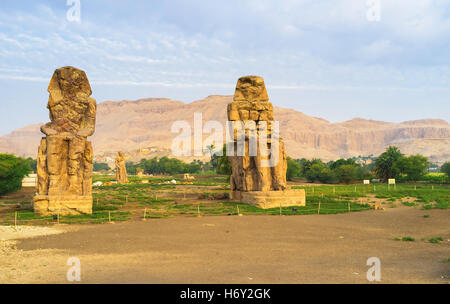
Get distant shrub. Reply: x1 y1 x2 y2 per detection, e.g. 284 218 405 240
394 154 429 181
334 165 358 184
401 172 446 183
429 237 443 244
286 157 302 180
395 236 415 242
94 162 110 172
0 153 31 196
440 162 450 180
216 145 232 176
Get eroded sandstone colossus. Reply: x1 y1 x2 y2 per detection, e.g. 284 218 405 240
228 76 305 208
115 151 128 184
33 66 96 216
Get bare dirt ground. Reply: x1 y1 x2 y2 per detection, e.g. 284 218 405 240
1 205 449 284
0 187 35 202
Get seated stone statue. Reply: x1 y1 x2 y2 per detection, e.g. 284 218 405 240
34 66 96 215
227 76 305 208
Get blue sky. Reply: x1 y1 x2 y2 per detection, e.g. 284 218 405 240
0 0 449 135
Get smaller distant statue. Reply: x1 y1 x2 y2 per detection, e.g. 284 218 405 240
136 168 144 177
115 152 128 184
183 173 195 181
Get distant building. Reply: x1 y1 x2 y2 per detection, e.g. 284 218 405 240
139 147 150 154
22 174 37 188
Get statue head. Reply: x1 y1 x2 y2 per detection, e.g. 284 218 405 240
47 66 92 126
233 76 269 102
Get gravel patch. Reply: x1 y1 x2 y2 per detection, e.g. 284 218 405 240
0 225 65 241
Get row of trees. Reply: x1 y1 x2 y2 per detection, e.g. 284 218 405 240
1 144 449 197
90 143 447 184
212 144 448 183
286 157 373 183
93 145 225 176
93 162 110 172
125 157 203 175
94 158 218 175
442 162 450 178
286 146 446 183
374 146 429 181
0 154 32 196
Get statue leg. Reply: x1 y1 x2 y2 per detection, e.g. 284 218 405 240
46 136 65 195
83 141 93 195
68 137 86 194
36 138 48 195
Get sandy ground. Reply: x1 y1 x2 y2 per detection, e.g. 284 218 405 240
0 226 67 241
0 206 449 284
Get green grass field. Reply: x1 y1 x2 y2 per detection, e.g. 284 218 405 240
1 175 448 226
292 183 449 210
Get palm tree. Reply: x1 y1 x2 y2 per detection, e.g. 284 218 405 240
374 146 403 181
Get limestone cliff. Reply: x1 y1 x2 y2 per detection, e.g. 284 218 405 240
0 95 449 164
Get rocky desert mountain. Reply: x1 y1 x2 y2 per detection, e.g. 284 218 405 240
1 95 449 164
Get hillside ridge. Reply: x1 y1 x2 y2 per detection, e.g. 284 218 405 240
0 95 448 164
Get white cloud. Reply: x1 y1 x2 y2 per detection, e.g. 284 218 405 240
90 80 233 88
0 74 47 82
0 0 449 90
0 33 26 49
107 55 165 64
359 39 402 61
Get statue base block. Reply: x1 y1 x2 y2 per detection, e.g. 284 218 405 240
33 195 93 216
231 189 306 209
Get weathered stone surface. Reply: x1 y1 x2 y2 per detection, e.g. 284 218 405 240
228 76 287 192
239 189 306 209
183 173 195 180
34 195 92 215
33 66 96 216
232 76 269 103
115 151 128 184
136 168 144 177
228 76 305 207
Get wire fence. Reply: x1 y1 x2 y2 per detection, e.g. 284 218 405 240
2 181 446 227
2 199 373 227
1 184 394 227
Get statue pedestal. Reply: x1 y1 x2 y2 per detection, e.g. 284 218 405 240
33 195 93 216
34 135 93 216
231 189 306 209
